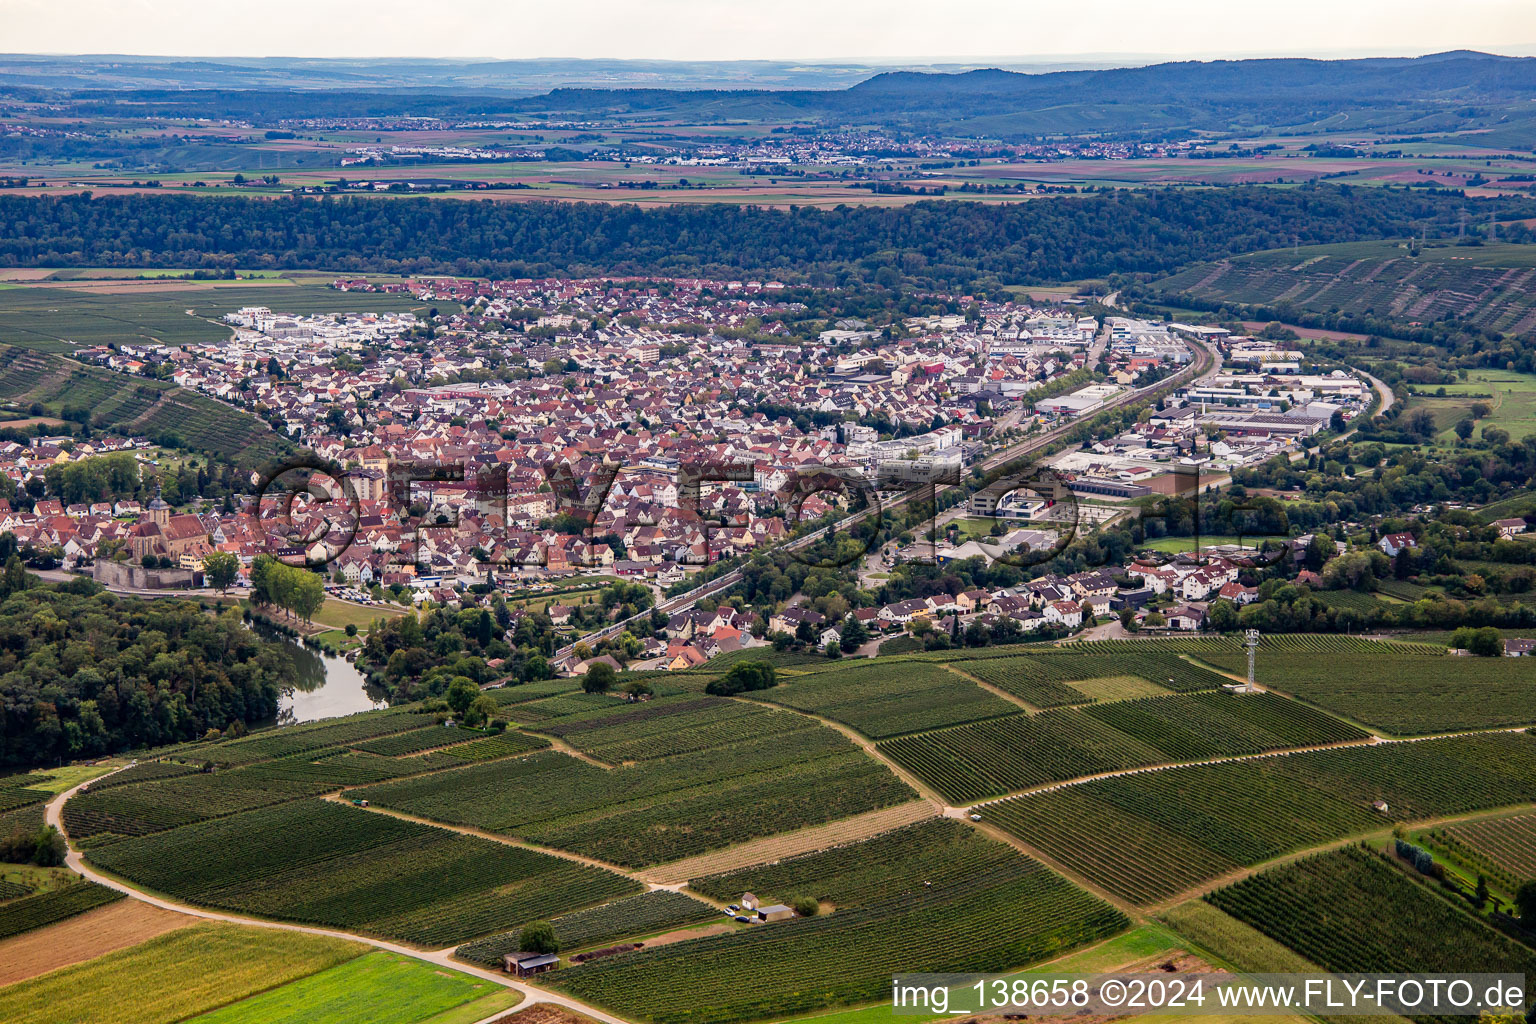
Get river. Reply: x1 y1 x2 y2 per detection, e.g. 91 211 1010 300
253 622 389 724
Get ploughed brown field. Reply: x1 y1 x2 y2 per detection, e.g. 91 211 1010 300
0 899 193 986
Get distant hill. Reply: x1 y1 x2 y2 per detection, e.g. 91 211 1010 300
498 51 1536 139
6 51 1536 139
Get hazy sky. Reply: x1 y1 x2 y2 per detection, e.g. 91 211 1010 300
4 0 1535 61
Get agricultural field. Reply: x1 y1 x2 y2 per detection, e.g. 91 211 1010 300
1195 649 1536 733
0 899 193 987
1411 368 1536 444
0 923 366 1024
761 659 1020 737
355 729 914 868
0 880 125 940
0 280 441 351
949 648 1233 705
983 731 1536 905
184 950 519 1024
1207 846 1536 1007
549 820 1128 1024
880 691 1367 803
454 890 719 966
533 694 811 763
1431 812 1536 893
1151 240 1536 337
62 747 428 842
0 345 286 465
85 799 641 947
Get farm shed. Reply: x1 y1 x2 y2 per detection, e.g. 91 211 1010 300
504 952 560 976
740 892 759 911
757 904 794 922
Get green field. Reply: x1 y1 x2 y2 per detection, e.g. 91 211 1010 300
186 950 518 1024
1417 368 1536 443
0 923 365 1024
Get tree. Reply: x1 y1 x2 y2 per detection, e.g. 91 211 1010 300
519 920 559 954
705 660 777 696
466 694 499 728
839 614 868 652
0 554 31 600
1468 626 1504 658
623 679 654 698
445 677 479 719
203 550 239 595
1454 417 1475 441
1517 880 1536 922
1404 408 1437 438
1206 598 1238 633
790 895 819 917
32 826 66 867
582 661 616 693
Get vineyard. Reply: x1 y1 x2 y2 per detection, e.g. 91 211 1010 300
879 691 1367 803
0 344 288 466
355 728 915 868
85 799 641 947
982 731 1536 905
1207 845 1536 1019
203 710 435 765
1196 649 1536 733
534 695 812 763
0 882 124 941
1435 813 1536 891
0 773 53 814
952 649 1230 706
454 890 719 966
551 833 1127 1023
760 660 1019 738
689 818 1019 907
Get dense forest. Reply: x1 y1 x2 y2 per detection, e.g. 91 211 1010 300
1 186 1526 291
0 576 296 767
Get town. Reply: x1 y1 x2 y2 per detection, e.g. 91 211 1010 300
0 275 1402 676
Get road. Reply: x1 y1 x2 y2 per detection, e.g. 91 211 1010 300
558 337 1222 660
1362 367 1395 417
43 772 638 1024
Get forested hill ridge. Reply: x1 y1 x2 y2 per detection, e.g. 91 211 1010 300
2 186 1529 291
24 50 1536 138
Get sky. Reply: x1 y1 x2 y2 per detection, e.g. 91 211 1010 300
3 0 1535 61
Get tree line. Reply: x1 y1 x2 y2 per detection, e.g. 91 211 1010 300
1 186 1528 292
0 578 294 767
249 555 325 623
